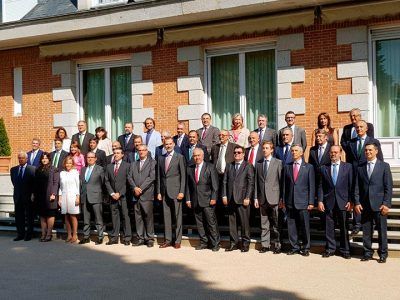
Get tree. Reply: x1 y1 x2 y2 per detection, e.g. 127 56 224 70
0 118 11 156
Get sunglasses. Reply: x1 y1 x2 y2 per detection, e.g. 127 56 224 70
234 151 243 154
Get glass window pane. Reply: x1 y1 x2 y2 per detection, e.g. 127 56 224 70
111 66 132 141
376 39 400 137
210 54 240 130
83 69 105 134
245 49 276 130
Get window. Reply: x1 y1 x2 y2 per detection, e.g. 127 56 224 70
13 67 22 116
206 44 276 131
94 0 127 6
79 62 131 140
372 29 400 137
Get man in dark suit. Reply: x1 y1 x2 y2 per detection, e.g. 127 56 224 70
182 130 209 166
275 128 293 165
79 152 105 245
128 145 156 248
50 138 69 171
245 132 263 167
127 135 151 163
71 120 95 155
173 122 190 152
340 108 375 150
186 148 220 251
197 113 220 154
278 111 307 151
318 145 353 259
157 137 186 249
223 145 254 252
254 141 283 254
104 148 132 245
354 142 393 263
88 138 107 168
253 114 278 147
282 144 315 256
345 120 382 234
106 141 122 165
27 138 43 167
10 152 36 241
155 131 182 160
117 122 135 154
309 129 331 196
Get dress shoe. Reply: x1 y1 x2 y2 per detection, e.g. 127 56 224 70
341 253 351 259
351 229 360 235
124 241 131 246
146 241 154 248
95 238 103 245
241 246 249 253
225 244 239 252
259 247 270 253
106 240 118 245
79 238 90 245
174 243 181 249
13 236 24 241
211 245 220 252
44 235 53 242
159 242 172 248
360 256 372 262
195 244 208 250
301 250 310 257
322 251 335 258
378 257 387 263
132 240 145 247
273 248 281 254
287 249 300 255
24 236 32 241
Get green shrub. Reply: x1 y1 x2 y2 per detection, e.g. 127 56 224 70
0 118 11 156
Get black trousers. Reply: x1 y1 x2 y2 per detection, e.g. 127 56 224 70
163 196 182 244
260 203 280 249
110 198 131 242
82 200 104 239
14 200 34 238
227 201 250 245
287 208 310 251
194 205 220 248
324 204 349 254
134 200 154 242
362 209 388 258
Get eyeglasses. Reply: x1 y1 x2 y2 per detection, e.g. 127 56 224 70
234 151 243 154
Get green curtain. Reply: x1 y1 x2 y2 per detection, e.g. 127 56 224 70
111 66 132 141
83 69 105 134
376 39 400 137
211 54 240 130
245 50 276 130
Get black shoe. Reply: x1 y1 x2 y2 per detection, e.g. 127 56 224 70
95 238 103 245
195 244 208 250
341 253 351 259
351 229 360 235
79 238 90 245
360 256 372 262
106 240 118 245
146 241 154 248
322 251 335 258
225 244 239 252
259 247 270 253
301 250 310 257
287 249 300 255
241 246 249 253
132 240 145 247
13 236 24 241
273 248 281 254
124 241 131 246
378 257 387 263
211 245 220 252
24 236 32 241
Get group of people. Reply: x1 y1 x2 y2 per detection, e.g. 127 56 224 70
10 108 393 263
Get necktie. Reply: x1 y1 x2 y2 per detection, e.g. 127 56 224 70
293 162 299 182
368 162 373 179
259 129 264 141
125 134 130 146
357 138 363 157
318 146 323 162
202 127 207 140
85 166 93 182
53 152 60 167
195 165 200 184
18 166 24 181
351 127 357 139
114 162 119 176
263 159 269 177
165 154 172 171
177 136 182 147
79 134 84 145
284 144 289 161
248 148 255 165
31 151 36 164
216 144 226 174
189 146 194 160
140 160 144 171
135 152 139 161
234 163 240 176
146 131 152 145
332 163 338 186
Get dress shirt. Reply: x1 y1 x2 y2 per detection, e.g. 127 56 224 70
195 162 204 183
367 158 377 178
248 144 259 166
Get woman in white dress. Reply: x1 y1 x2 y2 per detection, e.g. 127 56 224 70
95 127 113 156
58 156 80 243
52 127 71 152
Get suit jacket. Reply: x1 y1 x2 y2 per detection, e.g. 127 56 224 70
104 160 130 199
282 161 315 210
318 162 353 210
173 134 190 152
127 150 151 163
80 164 105 204
106 154 129 165
354 159 392 212
254 157 283 206
117 133 136 154
50 150 69 171
93 149 107 168
197 125 220 154
210 142 236 166
222 161 254 204
34 166 60 210
340 123 375 149
182 143 209 165
128 158 156 202
275 145 293 165
71 132 95 155
345 136 383 168
308 143 331 190
254 127 278 147
155 145 182 160
10 165 36 204
186 162 218 208
245 145 263 166
27 149 43 167
157 152 186 199
142 130 162 159
279 125 307 150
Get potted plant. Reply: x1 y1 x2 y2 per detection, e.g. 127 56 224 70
0 118 11 173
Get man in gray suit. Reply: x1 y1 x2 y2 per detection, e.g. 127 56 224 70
186 148 220 251
282 144 315 256
79 152 105 245
254 114 278 147
105 148 132 245
279 111 307 151
157 137 186 249
223 145 255 252
197 113 220 154
129 145 156 248
254 141 283 254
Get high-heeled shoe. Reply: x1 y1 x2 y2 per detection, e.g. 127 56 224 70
65 237 72 243
70 237 78 243
44 235 52 242
39 235 46 242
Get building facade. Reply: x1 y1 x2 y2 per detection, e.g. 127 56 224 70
1 0 400 165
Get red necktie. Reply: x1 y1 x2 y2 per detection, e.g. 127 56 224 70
195 165 200 184
248 148 254 165
114 162 119 176
293 163 299 182
202 127 207 140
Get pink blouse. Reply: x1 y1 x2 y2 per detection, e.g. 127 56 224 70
72 154 85 174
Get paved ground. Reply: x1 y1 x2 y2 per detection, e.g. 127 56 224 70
0 234 399 300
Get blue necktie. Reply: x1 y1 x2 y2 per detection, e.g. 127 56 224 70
189 147 193 159
146 131 152 145
332 163 338 186
85 166 92 182
283 144 289 161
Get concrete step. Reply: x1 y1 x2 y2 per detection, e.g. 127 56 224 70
352 230 400 239
389 208 400 216
0 174 12 195
387 219 400 227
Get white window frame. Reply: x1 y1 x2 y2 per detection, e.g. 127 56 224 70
92 0 127 7
77 59 131 138
205 41 277 128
